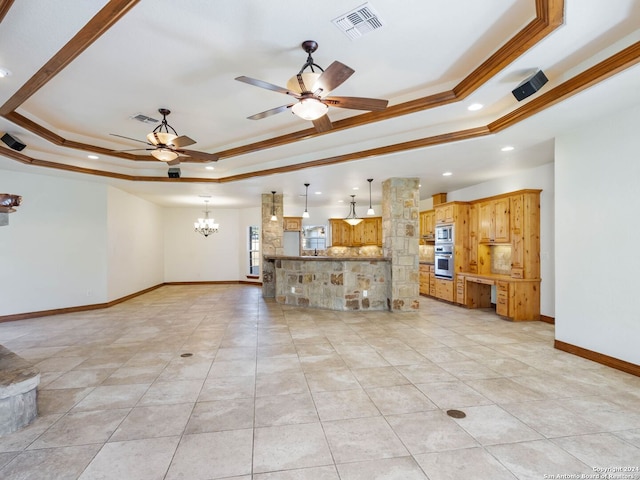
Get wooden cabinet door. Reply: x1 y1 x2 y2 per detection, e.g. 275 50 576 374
351 221 364 246
375 217 383 246
363 217 380 245
478 199 509 243
468 204 478 273
510 194 524 277
330 219 351 246
493 198 510 243
283 217 302 231
435 278 454 302
435 204 454 224
420 210 435 237
419 265 430 295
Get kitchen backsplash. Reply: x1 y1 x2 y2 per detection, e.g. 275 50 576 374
419 244 435 262
491 245 512 275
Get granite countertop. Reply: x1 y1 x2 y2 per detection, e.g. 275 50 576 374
264 255 390 262
419 261 434 265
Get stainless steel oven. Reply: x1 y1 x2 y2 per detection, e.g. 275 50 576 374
434 243 454 279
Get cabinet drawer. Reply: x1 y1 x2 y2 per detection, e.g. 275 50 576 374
511 267 524 279
496 295 509 316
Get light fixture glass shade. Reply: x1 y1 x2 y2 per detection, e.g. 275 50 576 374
151 148 179 162
147 132 177 146
344 218 363 226
286 73 322 94
367 207 375 216
366 178 374 215
270 214 278 221
291 98 328 121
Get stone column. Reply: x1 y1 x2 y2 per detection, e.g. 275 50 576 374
261 193 283 298
382 178 420 311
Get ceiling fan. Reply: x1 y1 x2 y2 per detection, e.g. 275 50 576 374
235 40 389 133
111 108 219 165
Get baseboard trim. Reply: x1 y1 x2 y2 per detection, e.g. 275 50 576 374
0 281 261 323
554 339 640 377
0 283 164 324
540 315 555 324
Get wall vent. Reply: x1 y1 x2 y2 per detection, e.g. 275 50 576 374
332 2 385 40
130 113 159 124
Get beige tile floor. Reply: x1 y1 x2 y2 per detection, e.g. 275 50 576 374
1 284 639 479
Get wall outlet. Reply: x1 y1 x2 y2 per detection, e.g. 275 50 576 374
363 290 368 297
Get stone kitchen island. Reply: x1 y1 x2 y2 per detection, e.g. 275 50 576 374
263 256 391 311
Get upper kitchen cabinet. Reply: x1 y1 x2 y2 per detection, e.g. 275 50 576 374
330 217 382 247
478 197 510 243
419 210 435 239
283 216 302 231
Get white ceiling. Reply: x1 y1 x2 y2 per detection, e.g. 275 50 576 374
0 0 639 211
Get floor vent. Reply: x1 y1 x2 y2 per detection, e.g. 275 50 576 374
130 113 159 124
332 2 385 40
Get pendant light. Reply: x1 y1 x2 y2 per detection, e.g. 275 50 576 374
302 183 310 218
270 191 278 221
344 195 363 226
366 178 375 215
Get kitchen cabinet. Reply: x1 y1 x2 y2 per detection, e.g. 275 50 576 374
435 203 455 224
419 264 430 295
496 281 509 316
478 198 510 243
330 219 351 246
429 265 435 296
419 210 435 238
461 273 540 321
330 217 382 247
468 203 478 273
509 192 540 279
435 278 454 302
283 217 302 231
456 275 465 304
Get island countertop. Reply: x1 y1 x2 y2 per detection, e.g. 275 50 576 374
264 255 390 262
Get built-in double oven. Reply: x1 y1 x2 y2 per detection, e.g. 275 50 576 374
434 223 454 279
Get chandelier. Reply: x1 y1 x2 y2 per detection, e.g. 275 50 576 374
194 199 219 237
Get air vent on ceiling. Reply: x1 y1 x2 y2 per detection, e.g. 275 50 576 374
332 2 385 40
130 113 159 124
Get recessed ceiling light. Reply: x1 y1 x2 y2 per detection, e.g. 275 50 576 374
352 187 359 190
87 154 99 160
468 103 483 111
314 191 322 195
205 166 215 170
338 200 344 203
501 146 514 152
442 172 453 177
0 68 12 78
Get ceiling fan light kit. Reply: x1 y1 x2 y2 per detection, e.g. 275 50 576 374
111 108 219 165
235 40 388 132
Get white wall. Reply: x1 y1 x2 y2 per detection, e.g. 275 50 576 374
0 170 108 315
430 163 555 317
163 206 243 282
107 186 164 300
555 104 640 365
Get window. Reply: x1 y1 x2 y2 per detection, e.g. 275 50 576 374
249 226 260 276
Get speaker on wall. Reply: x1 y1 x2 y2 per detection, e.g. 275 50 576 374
1 133 27 151
512 70 548 101
167 167 181 178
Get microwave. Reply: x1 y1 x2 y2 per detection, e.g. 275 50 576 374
435 223 454 243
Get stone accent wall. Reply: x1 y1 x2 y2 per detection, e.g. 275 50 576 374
262 193 283 298
382 178 420 311
273 259 390 310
